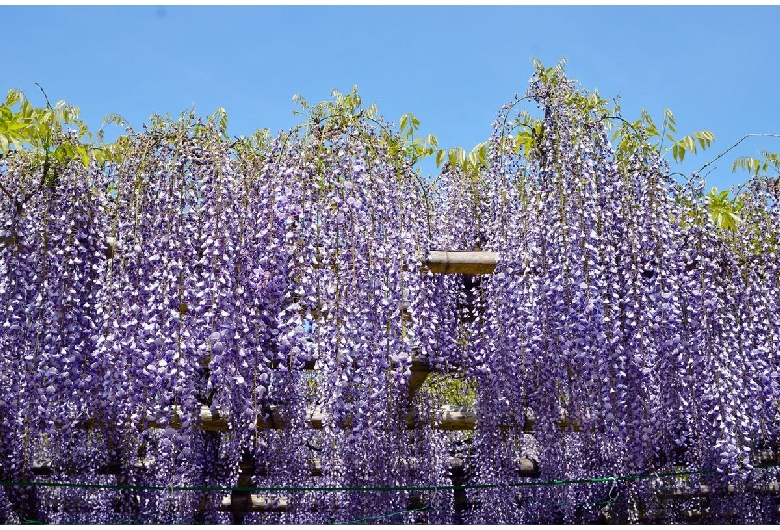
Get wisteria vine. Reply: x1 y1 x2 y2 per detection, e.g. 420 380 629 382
1 66 779 523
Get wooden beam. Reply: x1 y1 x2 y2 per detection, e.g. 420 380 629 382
196 404 535 432
423 251 498 275
220 480 780 514
222 495 289 512
221 456 539 514
104 241 498 276
407 356 430 402
71 403 580 434
251 456 539 479
83 402 532 433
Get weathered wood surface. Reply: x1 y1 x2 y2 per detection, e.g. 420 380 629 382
656 482 780 499
407 356 431 401
69 403 563 433
102 241 500 276
221 456 539 513
422 251 498 275
255 456 538 478
220 481 780 513
69 404 487 432
196 404 530 432
222 495 289 513
75 404 780 447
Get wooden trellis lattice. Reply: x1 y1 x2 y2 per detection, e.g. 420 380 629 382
23 251 503 522
227 251 498 520
22 250 780 523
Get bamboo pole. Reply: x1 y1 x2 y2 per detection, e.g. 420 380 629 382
219 482 780 513
220 456 539 514
102 239 500 276
422 251 498 275
194 404 536 432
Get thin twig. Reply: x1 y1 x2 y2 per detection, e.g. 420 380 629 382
0 180 13 200
698 133 780 175
34 82 53 110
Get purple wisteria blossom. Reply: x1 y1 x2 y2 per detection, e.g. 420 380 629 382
1 71 779 523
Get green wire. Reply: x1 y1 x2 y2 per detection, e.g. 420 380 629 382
0 465 767 494
6 463 778 525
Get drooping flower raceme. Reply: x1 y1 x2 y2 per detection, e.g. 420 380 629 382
1 70 779 523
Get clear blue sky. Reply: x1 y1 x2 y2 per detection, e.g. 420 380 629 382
4 5 779 191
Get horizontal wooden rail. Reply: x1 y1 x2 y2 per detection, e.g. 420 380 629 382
655 482 780 498
103 239 500 276
32 450 779 481
220 482 780 514
75 404 530 433
253 455 538 479
72 404 487 432
31 455 539 479
221 493 456 513
194 404 535 432
422 251 498 275
223 456 538 514
223 493 461 514
222 494 288 513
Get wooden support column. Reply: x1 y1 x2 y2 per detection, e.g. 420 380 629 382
229 450 256 524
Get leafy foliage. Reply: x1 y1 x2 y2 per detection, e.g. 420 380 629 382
706 187 742 231
733 149 780 177
1 64 780 524
0 88 128 183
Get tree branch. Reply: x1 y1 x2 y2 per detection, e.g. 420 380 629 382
698 133 780 175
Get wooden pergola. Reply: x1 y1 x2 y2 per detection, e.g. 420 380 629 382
24 250 780 522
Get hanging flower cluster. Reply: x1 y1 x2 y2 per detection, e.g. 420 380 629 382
1 67 779 523
0 100 438 523
430 65 780 523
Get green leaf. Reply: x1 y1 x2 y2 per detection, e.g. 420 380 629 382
447 148 466 169
399 114 409 134
732 156 762 176
664 108 675 125
4 118 28 132
53 144 68 163
454 147 465 167
694 130 714 150
672 144 682 163
435 149 445 167
0 133 8 154
76 145 90 167
641 109 655 129
5 88 23 107
524 136 533 155
646 122 659 138
21 99 32 119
